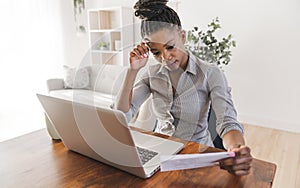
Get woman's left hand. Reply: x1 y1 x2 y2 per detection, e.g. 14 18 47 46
219 145 253 176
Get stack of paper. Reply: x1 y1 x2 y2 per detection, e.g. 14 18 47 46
160 152 235 172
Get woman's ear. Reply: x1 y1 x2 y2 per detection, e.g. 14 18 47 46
180 30 186 43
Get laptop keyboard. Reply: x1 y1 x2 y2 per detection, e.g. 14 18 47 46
137 146 158 165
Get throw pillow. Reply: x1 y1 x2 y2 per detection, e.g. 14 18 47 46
63 65 90 89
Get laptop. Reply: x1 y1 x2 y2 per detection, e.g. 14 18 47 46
37 94 184 178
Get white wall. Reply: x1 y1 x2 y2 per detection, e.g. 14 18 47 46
60 0 300 133
0 0 65 141
179 0 300 133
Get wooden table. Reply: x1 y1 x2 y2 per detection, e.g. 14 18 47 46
0 129 276 188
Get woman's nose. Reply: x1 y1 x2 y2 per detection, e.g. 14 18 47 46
161 50 171 61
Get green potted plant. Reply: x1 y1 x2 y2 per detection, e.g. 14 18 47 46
73 0 86 34
186 18 237 148
97 41 110 50
186 17 236 69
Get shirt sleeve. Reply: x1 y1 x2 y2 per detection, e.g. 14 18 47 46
123 69 152 122
207 65 244 138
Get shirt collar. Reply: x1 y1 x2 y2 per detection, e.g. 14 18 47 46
157 62 168 76
185 51 197 75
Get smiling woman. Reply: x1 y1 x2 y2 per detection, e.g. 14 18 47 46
0 0 63 141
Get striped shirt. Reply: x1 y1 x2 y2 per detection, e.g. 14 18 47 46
124 51 244 146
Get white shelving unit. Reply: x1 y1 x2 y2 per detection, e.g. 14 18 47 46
87 7 134 66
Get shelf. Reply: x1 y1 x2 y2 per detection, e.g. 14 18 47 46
91 50 121 54
89 29 121 33
88 9 121 30
91 52 123 65
87 7 133 66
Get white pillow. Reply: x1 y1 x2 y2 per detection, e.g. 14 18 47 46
63 65 90 89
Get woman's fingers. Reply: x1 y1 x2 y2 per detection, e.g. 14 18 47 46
140 42 150 53
231 145 251 156
221 156 253 166
129 42 150 70
219 145 253 176
220 161 252 175
132 43 149 58
233 169 251 176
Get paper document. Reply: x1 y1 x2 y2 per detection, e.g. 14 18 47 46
160 152 235 172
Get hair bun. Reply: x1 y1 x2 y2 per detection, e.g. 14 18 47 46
134 0 169 19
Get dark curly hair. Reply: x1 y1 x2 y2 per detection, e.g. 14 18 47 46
134 0 182 38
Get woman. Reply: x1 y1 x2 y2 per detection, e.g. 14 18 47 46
116 0 252 176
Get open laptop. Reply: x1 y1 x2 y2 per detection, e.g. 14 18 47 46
37 94 184 178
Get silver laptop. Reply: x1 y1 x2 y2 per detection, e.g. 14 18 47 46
37 94 184 178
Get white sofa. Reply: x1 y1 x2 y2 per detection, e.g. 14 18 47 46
45 64 156 139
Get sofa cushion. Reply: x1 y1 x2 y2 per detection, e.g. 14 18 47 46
49 89 115 109
63 65 90 89
91 65 127 95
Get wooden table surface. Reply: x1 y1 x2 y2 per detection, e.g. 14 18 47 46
0 129 276 188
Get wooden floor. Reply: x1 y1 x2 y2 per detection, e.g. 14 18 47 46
243 124 300 188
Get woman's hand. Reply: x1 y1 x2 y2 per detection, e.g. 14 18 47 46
129 42 150 70
219 145 253 176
